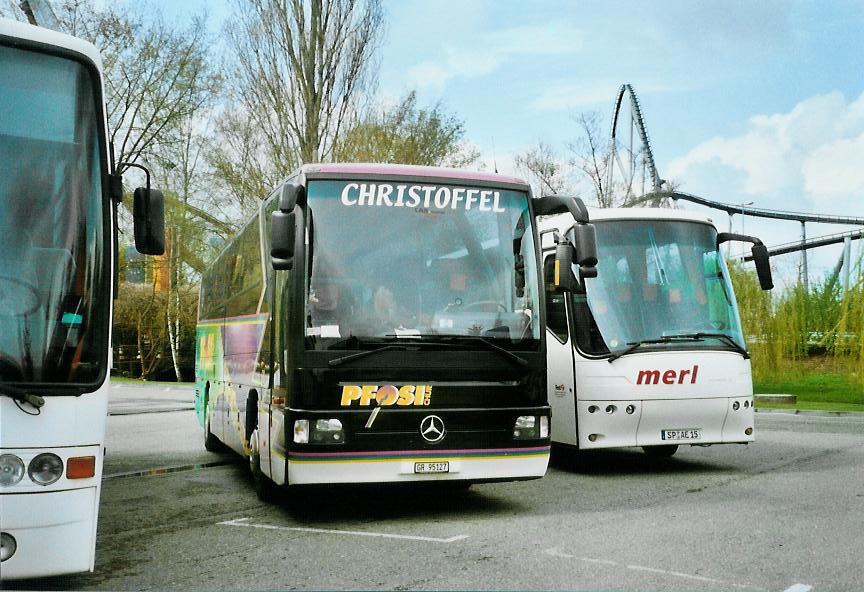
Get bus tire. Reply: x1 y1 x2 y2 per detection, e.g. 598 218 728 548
204 412 221 452
249 429 279 503
643 445 678 457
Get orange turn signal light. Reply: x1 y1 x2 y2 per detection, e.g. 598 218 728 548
66 456 96 479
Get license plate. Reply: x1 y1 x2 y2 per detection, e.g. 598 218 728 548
662 428 701 441
414 461 449 474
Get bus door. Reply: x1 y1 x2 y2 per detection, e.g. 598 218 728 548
543 253 578 446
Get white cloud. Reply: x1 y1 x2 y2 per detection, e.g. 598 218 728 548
667 91 864 209
408 24 583 91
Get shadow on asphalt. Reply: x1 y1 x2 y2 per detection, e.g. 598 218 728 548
253 475 527 523
0 573 89 592
549 445 735 475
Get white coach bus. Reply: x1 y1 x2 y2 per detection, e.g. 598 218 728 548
0 18 163 579
541 207 773 456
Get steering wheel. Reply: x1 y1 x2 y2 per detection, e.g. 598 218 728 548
462 300 508 313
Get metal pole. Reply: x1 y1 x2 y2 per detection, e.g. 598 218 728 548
801 221 809 291
727 213 734 258
843 235 852 292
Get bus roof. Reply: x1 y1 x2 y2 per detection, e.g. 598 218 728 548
300 163 530 190
540 207 719 247
0 17 103 70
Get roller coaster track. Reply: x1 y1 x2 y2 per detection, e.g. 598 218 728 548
630 190 864 226
607 84 662 202
740 227 864 262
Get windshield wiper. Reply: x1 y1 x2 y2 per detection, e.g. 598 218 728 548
663 332 750 359
607 335 704 363
328 344 406 367
0 382 45 409
432 335 529 367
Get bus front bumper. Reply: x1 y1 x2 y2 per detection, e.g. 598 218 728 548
285 446 550 485
0 487 98 580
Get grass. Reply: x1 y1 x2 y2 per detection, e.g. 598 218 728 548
110 375 195 387
753 357 864 405
753 356 864 412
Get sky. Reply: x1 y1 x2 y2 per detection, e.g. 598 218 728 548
161 1 864 282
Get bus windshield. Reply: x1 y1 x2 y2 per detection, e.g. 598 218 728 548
304 179 540 349
0 45 107 387
577 219 744 355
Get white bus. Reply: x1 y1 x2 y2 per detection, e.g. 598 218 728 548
0 19 163 579
541 208 773 456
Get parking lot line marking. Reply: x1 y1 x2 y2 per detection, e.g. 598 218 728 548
544 548 765 591
219 517 469 543
783 585 813 592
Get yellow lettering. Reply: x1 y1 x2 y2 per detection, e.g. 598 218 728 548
340 385 361 406
424 385 432 405
360 385 378 406
397 385 415 405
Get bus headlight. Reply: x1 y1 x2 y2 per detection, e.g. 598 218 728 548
28 453 63 486
312 419 344 443
293 420 310 444
0 532 16 562
539 416 549 439
0 455 25 487
514 415 540 439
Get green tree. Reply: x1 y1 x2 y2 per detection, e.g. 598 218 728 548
336 91 479 167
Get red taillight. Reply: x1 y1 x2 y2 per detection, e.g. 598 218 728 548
66 456 96 479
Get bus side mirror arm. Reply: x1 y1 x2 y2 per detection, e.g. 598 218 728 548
116 162 165 256
717 232 774 291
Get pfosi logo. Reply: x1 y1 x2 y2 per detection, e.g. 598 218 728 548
636 365 699 385
340 384 432 407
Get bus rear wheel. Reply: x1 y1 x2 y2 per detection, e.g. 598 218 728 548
643 445 678 457
249 429 280 503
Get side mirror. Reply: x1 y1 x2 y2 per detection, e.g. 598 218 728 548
572 223 598 278
270 210 296 271
133 187 165 255
751 244 774 290
271 183 304 271
717 231 774 291
554 242 578 292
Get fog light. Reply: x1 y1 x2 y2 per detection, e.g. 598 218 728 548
0 532 16 562
625 404 636 415
312 419 344 443
605 405 616 414
588 434 599 442
588 405 598 414
0 454 25 487
28 453 63 486
539 416 549 439
514 415 539 439
293 419 309 444
732 401 740 411
745 427 753 436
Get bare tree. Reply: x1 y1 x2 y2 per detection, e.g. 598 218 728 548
27 2 222 173
514 141 569 197
567 111 613 207
217 0 383 186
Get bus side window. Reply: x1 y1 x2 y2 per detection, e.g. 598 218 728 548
543 254 569 342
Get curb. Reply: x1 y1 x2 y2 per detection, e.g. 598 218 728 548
755 408 864 417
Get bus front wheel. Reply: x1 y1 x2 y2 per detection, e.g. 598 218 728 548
643 445 678 457
249 429 280 503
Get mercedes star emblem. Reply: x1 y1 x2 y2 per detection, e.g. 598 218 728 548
419 415 445 443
